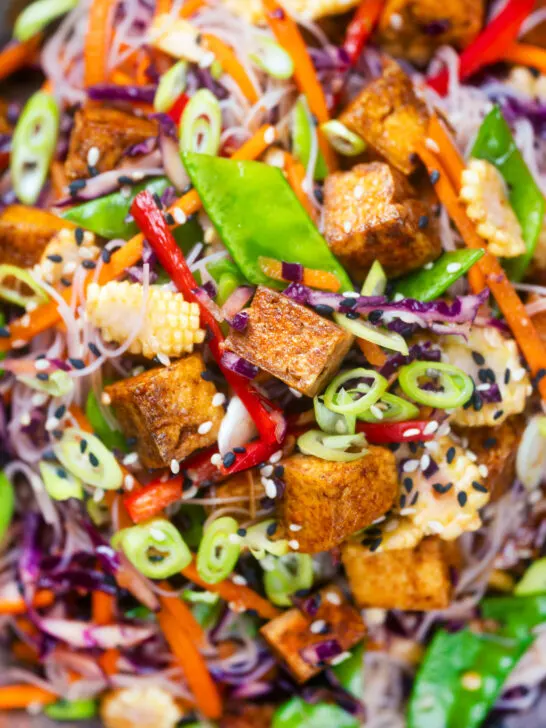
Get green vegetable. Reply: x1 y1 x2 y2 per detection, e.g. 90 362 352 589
482 594 546 639
0 264 48 309
14 0 78 41
39 461 83 501
53 428 123 490
180 89 222 156
250 35 294 80
85 390 127 453
264 552 314 606
472 105 545 281
62 177 171 240
361 260 387 297
191 599 223 630
357 392 420 423
154 60 188 113
17 370 74 397
181 154 352 291
320 120 366 157
297 429 368 462
183 589 219 604
11 91 60 205
114 518 192 579
334 312 409 355
124 605 152 620
407 628 532 728
515 558 546 596
44 698 97 721
392 250 485 302
314 394 356 435
291 97 328 180
398 362 474 409
177 504 205 550
273 697 359 728
331 643 364 699
0 472 15 543
324 368 388 416
244 519 288 559
196 516 241 584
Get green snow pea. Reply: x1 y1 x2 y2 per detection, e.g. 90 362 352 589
0 471 15 543
292 96 328 181
472 105 545 281
482 594 546 639
392 249 484 301
44 698 98 721
182 153 353 292
272 697 359 728
514 557 546 596
331 643 364 699
407 628 532 728
85 389 128 453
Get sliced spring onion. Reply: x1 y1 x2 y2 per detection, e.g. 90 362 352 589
264 553 313 607
361 260 387 297
18 370 74 397
516 415 546 491
210 59 223 80
514 558 546 596
85 389 127 453
197 516 241 584
398 361 474 409
244 520 288 560
0 265 48 309
182 588 220 605
14 0 78 42
44 698 97 721
334 312 409 355
320 120 366 157
323 368 388 416
291 96 327 181
115 518 191 580
39 461 83 501
250 35 294 80
53 428 123 490
86 498 110 527
358 393 420 423
314 394 355 435
0 472 15 543
180 89 222 157
154 60 188 114
297 429 368 462
11 91 60 205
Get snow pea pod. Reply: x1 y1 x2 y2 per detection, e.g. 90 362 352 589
392 249 484 301
182 153 353 292
482 594 546 639
331 643 364 699
0 471 15 543
85 389 128 453
44 698 97 721
272 697 359 728
472 105 545 282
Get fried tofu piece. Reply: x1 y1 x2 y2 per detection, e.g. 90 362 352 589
65 107 158 181
0 205 73 268
220 705 275 728
377 0 484 66
223 286 353 397
260 585 365 683
101 687 183 728
341 537 458 610
457 417 523 502
224 0 359 23
280 447 398 553
105 354 222 469
323 162 441 279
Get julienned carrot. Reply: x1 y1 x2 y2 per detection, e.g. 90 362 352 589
357 338 387 368
159 583 206 647
93 592 119 676
0 685 57 709
0 35 42 83
0 590 54 615
84 0 114 87
157 609 222 719
417 124 546 403
261 0 337 172
180 0 206 17
203 34 259 104
181 561 281 619
1 205 76 231
503 42 546 76
0 124 276 354
155 0 172 16
282 152 317 220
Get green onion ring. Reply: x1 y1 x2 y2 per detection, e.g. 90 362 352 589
0 265 48 309
17 370 74 397
53 428 123 490
297 429 368 462
334 312 409 355
14 0 78 42
264 553 314 607
320 120 366 157
249 35 294 80
358 393 420 423
154 60 188 114
39 461 83 501
398 361 474 409
324 368 388 416
115 518 192 580
180 89 222 157
243 519 288 560
361 260 387 298
314 394 355 435
197 516 241 584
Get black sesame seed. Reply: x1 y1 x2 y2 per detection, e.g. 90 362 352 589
472 481 488 493
368 310 383 324
478 369 488 383
493 409 504 421
433 482 452 494
60 277 71 287
457 491 468 507
56 468 68 479
418 215 429 230
403 477 413 493
54 405 66 419
314 186 324 204
533 368 546 386
126 437 137 447
410 491 419 505
314 304 334 316
409 152 419 165
69 357 85 370
237 528 247 537
69 179 86 196
75 228 84 245
82 260 96 270
88 166 99 177
504 368 511 385
0 327 9 338
52 429 63 440
36 372 49 381
89 452 99 467
274 465 285 477
266 522 277 536
472 351 485 366
483 437 497 450
446 447 456 464
88 342 101 357
399 494 406 508
473 392 483 411
339 297 357 309
530 65 541 78
368 538 382 552
101 248 111 263
388 443 400 452
165 213 175 226
233 446 247 454
153 193 163 209
200 370 214 381
223 452 236 468
117 175 133 186
47 253 63 263
433 203 442 217
485 368 496 383
345 310 359 320
430 170 440 184
80 439 87 453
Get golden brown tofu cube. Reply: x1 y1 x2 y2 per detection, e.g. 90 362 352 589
105 354 222 469
280 447 398 553
341 537 458 610
65 107 158 181
456 417 523 502
377 0 484 66
323 162 441 279
0 205 74 268
220 705 275 728
260 585 365 683
223 286 353 397
339 61 429 174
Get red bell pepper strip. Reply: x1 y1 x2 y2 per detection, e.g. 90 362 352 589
427 0 535 96
343 0 384 66
357 420 437 444
130 191 285 474
167 93 189 125
123 478 183 524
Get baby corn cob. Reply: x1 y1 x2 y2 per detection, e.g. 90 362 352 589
86 281 205 359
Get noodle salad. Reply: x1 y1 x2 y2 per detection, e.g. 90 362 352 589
2 0 546 726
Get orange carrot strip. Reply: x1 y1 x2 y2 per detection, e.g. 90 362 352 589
0 685 57 709
0 590 54 615
11 641 39 663
202 34 259 104
93 592 119 676
504 42 546 75
84 0 115 87
155 0 172 15
283 152 318 221
159 583 206 647
181 561 281 619
157 608 222 719
180 0 206 17
357 338 387 368
1 204 75 231
49 162 68 202
0 35 42 83
110 69 135 85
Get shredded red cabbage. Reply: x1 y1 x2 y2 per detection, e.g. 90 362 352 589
220 352 259 379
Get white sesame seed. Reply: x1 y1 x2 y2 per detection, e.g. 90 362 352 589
529 489 542 504
261 464 274 478
123 452 139 466
331 651 352 666
19 412 31 426
93 488 105 503
170 459 180 474
264 126 276 145
423 420 438 435
446 262 462 274
343 220 352 233
150 527 167 541
465 450 478 462
32 393 48 407
182 485 198 499
400 507 417 516
310 619 326 634
364 608 386 626
428 520 445 533
513 368 526 381
157 353 170 367
476 383 491 391
232 574 247 586
354 184 364 200
101 393 112 406
211 453 222 467
390 12 403 29
212 392 226 407
425 440 439 452
63 261 77 275
370 404 383 420
289 387 303 398
269 450 283 464
384 518 399 533
461 672 482 691
403 429 421 438
87 146 100 167
288 539 300 550
124 474 135 490
20 314 31 328
263 478 277 499
325 591 341 605
12 339 28 349
372 515 386 524
393 293 405 302
425 137 440 153
437 423 451 437
289 523 302 532
420 454 431 470
45 417 59 431
228 533 242 544
34 359 50 371
343 291 359 298
423 262 434 270
173 208 187 225
478 464 489 478
403 459 419 472
526 385 533 397
198 421 213 435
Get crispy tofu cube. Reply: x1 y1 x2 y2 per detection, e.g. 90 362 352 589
377 0 484 66
260 585 365 683
223 286 353 397
339 61 429 175
105 354 222 469
100 686 183 728
323 162 441 279
220 705 275 728
341 537 458 610
65 107 158 181
280 447 398 553
0 205 72 268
